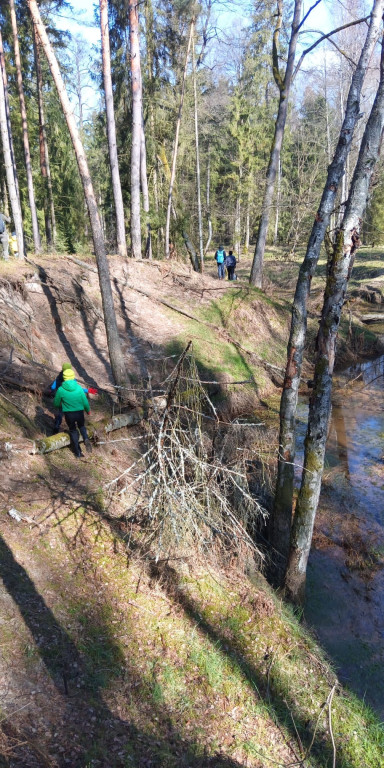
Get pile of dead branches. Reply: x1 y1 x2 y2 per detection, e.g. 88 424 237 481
106 342 266 563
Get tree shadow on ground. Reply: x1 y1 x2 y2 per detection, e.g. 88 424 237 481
0 532 246 768
72 278 112 380
145 560 359 768
37 265 99 390
113 279 149 381
34 468 365 768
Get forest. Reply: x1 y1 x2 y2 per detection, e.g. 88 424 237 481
1 0 384 766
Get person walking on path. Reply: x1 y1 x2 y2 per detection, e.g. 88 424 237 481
0 212 11 259
215 246 226 279
53 368 92 458
50 362 91 434
225 250 237 281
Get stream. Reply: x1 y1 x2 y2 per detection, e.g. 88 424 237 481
296 354 384 718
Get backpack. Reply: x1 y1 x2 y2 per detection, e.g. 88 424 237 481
216 249 225 264
0 218 5 235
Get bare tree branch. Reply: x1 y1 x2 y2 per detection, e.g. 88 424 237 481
294 15 370 78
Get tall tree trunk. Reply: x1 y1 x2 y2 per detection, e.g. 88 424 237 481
273 158 281 246
10 0 41 254
165 20 194 259
128 0 142 259
285 30 384 604
249 0 303 288
192 32 203 272
271 0 384 586
141 113 151 258
33 29 56 247
28 0 130 392
100 0 127 258
324 60 335 236
0 27 24 259
204 144 212 255
0 28 21 214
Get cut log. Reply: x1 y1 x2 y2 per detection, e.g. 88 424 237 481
104 411 143 432
35 409 143 454
360 313 384 323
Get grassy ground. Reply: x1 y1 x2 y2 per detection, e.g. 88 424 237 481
1 504 384 768
1 248 384 766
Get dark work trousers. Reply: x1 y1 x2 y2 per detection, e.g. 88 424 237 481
64 410 89 456
227 266 235 281
54 409 63 432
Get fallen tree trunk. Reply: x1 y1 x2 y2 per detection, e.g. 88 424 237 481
35 410 143 454
360 313 384 323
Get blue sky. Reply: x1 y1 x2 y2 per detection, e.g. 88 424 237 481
54 0 366 118
57 0 334 50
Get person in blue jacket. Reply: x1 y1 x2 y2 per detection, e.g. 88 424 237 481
225 250 237 281
215 246 226 279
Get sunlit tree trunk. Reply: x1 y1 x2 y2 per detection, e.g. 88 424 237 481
285 31 384 604
141 113 151 258
0 27 24 258
100 0 127 258
33 29 56 248
204 145 212 255
234 173 241 261
10 0 41 253
192 32 203 271
271 0 384 586
165 20 194 259
0 29 21 211
28 0 130 392
128 0 142 258
249 0 302 287
273 158 281 246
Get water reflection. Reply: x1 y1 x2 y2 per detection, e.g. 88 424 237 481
296 355 384 717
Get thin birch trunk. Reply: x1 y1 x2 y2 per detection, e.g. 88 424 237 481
100 0 127 258
245 185 251 254
141 113 151 258
33 30 56 247
285 31 384 604
10 0 41 253
192 33 203 272
271 0 384 585
0 27 21 215
273 158 281 246
0 29 24 258
249 0 303 287
234 193 241 260
204 145 212 254
338 79 347 227
128 0 142 259
324 60 334 235
28 0 130 392
165 20 194 259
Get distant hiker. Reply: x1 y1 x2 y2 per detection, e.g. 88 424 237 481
53 368 92 458
225 250 237 281
0 212 11 260
215 246 226 279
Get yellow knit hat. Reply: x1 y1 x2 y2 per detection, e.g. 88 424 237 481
63 368 75 381
62 362 72 372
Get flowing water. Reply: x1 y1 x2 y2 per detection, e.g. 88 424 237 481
296 354 384 717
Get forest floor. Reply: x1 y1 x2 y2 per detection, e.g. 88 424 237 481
0 248 384 767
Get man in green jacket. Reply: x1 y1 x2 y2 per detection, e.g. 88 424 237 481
53 368 92 458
